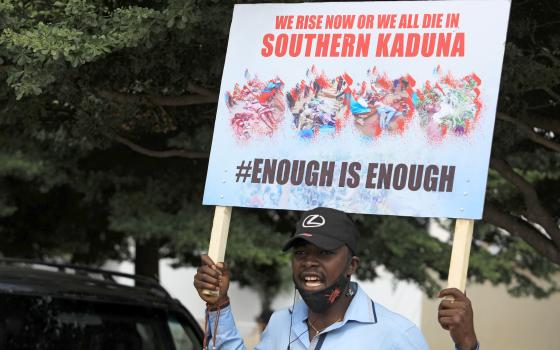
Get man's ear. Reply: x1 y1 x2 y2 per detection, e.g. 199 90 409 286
347 256 360 276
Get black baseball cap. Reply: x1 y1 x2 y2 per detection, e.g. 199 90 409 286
282 207 359 255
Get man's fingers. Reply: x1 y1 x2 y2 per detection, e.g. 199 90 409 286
195 270 221 285
194 263 225 292
200 254 216 267
216 262 230 279
201 255 228 278
216 262 225 272
438 316 458 329
437 305 474 333
439 299 469 310
197 264 221 278
438 308 468 317
438 287 467 301
437 288 477 349
196 272 221 286
194 279 220 291
438 310 467 327
437 318 451 330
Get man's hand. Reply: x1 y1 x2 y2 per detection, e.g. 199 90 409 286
193 254 230 306
438 288 478 350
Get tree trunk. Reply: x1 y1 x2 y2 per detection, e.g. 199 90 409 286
135 238 160 280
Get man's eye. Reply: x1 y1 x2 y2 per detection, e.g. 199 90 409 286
294 250 305 256
321 250 334 255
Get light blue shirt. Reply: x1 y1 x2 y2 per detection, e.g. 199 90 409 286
207 283 432 349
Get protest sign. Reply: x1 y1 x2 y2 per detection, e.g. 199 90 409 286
203 1 510 220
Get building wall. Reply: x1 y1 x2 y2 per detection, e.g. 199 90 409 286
421 280 560 350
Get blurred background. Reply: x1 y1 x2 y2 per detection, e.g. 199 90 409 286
0 0 559 348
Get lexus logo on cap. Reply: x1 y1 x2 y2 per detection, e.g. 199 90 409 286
302 214 325 228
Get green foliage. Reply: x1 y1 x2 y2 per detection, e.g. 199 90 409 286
353 215 449 296
0 151 46 179
468 222 559 299
0 196 17 218
0 0 202 98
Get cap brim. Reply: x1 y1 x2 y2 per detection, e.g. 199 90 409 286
282 233 344 252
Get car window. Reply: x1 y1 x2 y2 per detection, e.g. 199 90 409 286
0 294 173 350
167 313 201 350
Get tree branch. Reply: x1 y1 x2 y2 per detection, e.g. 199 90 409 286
97 89 218 106
537 48 560 67
512 0 532 9
483 203 560 265
108 134 209 159
497 113 560 152
186 83 216 97
535 20 560 29
490 158 560 245
526 103 556 111
519 113 560 134
541 86 560 103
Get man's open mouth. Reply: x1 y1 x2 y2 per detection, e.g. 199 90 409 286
301 273 324 289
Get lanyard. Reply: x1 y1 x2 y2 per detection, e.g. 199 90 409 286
315 333 327 350
309 333 327 350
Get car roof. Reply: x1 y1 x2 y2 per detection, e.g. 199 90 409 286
0 259 178 309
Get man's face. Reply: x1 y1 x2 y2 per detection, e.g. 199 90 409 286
291 241 357 292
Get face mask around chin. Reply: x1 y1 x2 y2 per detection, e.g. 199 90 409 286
296 271 350 313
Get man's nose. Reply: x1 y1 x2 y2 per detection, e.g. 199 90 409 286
301 254 319 267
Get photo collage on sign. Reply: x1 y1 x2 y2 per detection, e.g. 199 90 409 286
224 65 482 143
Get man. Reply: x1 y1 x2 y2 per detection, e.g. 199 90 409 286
194 207 478 349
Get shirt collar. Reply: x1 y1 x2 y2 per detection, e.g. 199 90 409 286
288 283 376 348
291 282 377 325
342 282 377 324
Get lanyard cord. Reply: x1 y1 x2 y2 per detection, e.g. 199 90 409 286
287 329 309 349
287 286 297 350
212 306 222 350
202 298 230 350
202 307 222 350
203 308 209 350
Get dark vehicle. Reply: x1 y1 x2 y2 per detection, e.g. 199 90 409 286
0 258 203 350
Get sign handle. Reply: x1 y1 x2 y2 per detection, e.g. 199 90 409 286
202 206 232 296
447 219 474 293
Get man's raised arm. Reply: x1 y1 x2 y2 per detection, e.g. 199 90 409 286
193 255 247 350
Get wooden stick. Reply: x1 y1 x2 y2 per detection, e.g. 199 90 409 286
447 219 475 293
202 206 232 296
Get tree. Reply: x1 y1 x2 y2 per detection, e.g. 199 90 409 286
483 0 560 267
0 0 558 311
